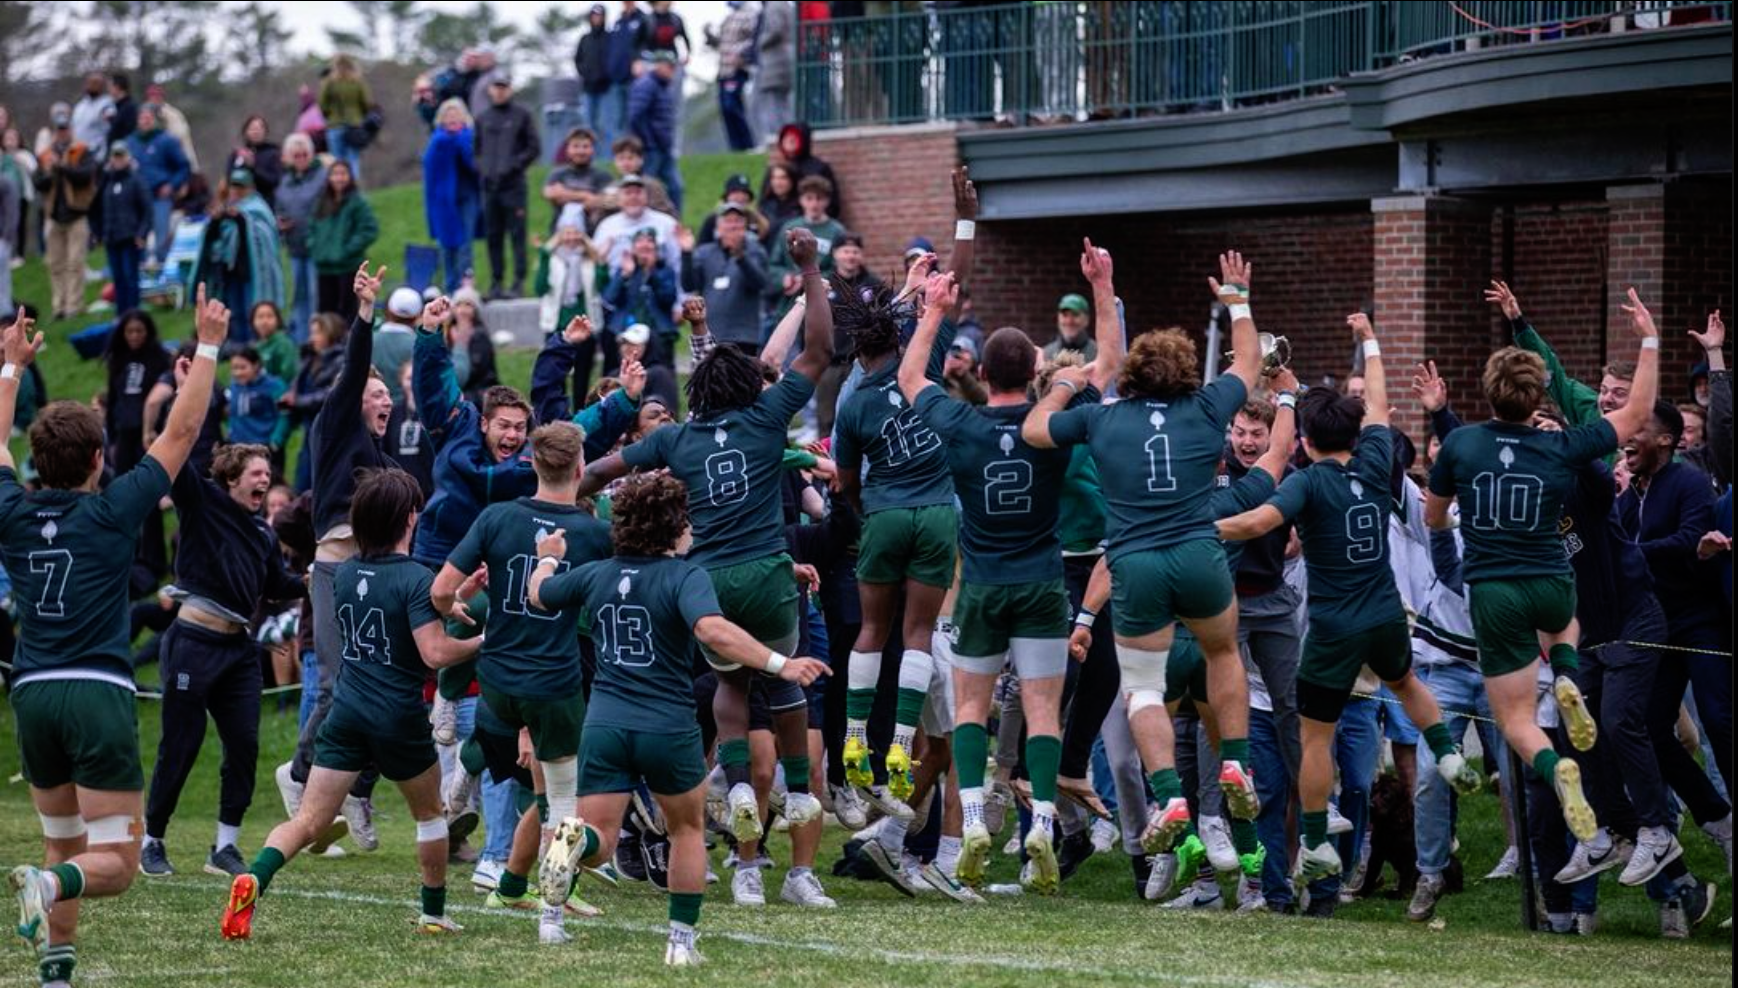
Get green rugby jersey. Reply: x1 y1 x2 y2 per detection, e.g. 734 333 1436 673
1428 418 1617 583
0 458 170 687
448 497 612 699
331 553 443 717
539 555 722 734
1214 468 1276 574
1057 446 1108 555
835 332 957 515
1046 375 1247 563
914 385 1077 585
620 373 813 568
1267 425 1403 638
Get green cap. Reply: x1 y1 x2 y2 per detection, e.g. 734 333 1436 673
1057 293 1089 314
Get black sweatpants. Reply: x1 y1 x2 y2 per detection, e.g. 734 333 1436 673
482 180 529 290
145 621 264 839
1059 553 1119 779
1577 599 1672 831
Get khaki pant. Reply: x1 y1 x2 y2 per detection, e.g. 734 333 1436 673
47 217 89 316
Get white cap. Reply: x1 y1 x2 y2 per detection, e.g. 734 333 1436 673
386 287 425 319
557 203 586 232
620 323 651 347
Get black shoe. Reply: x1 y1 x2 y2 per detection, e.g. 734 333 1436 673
204 844 247 877
1057 830 1094 881
1130 851 1152 898
1681 878 1718 929
641 834 671 892
139 839 174 877
486 285 506 301
616 828 648 883
506 282 525 300
1303 891 1338 919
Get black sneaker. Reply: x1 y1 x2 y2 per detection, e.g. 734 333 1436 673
1057 829 1095 881
616 827 648 883
139 839 173 877
1679 878 1718 931
204 844 247 878
1302 890 1338 919
1130 851 1152 899
641 834 671 892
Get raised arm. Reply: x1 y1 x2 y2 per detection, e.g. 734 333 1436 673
1213 251 1260 392
1080 238 1121 390
412 296 466 441
1604 287 1661 444
1691 309 1730 487
945 167 976 321
1488 280 1599 427
785 228 835 383
899 271 957 405
1021 363 1089 450
759 293 806 370
1347 311 1388 427
0 316 45 471
1412 359 1465 441
327 263 386 425
1251 367 1299 485
575 451 631 498
147 286 229 480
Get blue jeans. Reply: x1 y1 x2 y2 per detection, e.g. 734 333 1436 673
440 242 473 292
585 89 624 158
108 241 141 315
1412 662 1503 875
1310 696 1380 898
327 126 363 184
1249 706 1297 908
719 69 755 150
151 196 174 265
298 649 320 730
643 146 683 215
1089 736 1118 815
289 252 317 343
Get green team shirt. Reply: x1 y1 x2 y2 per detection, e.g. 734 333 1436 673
1268 426 1403 638
331 553 443 718
1046 374 1247 563
1428 418 1618 583
448 497 613 699
1214 468 1277 574
620 373 814 568
0 458 170 687
538 555 722 734
1058 446 1108 554
914 385 1077 585
835 330 958 515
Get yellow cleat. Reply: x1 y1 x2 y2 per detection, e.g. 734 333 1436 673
885 744 918 803
842 737 874 790
957 825 991 889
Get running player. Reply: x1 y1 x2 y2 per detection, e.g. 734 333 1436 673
899 260 1116 893
1216 313 1481 898
577 232 837 908
430 420 613 942
1424 288 1662 842
220 469 485 940
4 292 226 988
527 473 829 966
1024 249 1265 824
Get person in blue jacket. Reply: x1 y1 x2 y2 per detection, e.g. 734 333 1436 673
125 105 190 267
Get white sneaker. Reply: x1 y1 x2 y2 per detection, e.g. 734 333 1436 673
1326 804 1354 835
916 862 983 903
1702 813 1733 875
1236 874 1265 912
779 870 837 908
416 913 463 934
1163 878 1224 910
275 761 303 817
664 938 704 967
731 866 766 906
1485 845 1520 879
784 791 823 826
1620 827 1684 887
1090 817 1118 854
1554 829 1631 884
341 795 379 851
1145 853 1180 901
429 694 458 746
1002 833 1022 856
727 783 762 843
1199 815 1239 873
443 766 481 819
862 784 915 822
471 858 505 892
830 784 868 829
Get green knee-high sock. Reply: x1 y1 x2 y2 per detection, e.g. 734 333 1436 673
437 658 478 701
248 847 286 895
718 738 751 788
1025 735 1062 803
1219 737 1250 764
498 869 529 898
954 723 989 790
1230 816 1259 856
38 944 74 986
1302 810 1329 850
1147 768 1183 804
779 755 812 795
669 890 703 927
1533 748 1561 781
1421 721 1458 761
421 884 446 918
459 737 486 776
1547 644 1579 677
46 863 83 901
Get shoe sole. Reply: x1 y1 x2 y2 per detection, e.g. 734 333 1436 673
1553 761 1598 842
202 862 244 878
728 800 763 843
10 867 46 949
1025 834 1060 896
1619 842 1683 887
1055 781 1112 821
1554 678 1597 752
308 819 349 855
448 808 481 847
221 876 257 941
957 831 991 889
1219 768 1261 820
540 820 587 907
139 865 174 878
919 868 981 904
842 747 874 790
861 842 917 898
1141 810 1190 854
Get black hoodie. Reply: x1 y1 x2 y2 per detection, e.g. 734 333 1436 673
765 123 840 218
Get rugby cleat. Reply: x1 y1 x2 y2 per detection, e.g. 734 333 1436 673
665 938 704 966
540 817 591 908
1140 797 1191 854
1024 826 1060 896
429 694 458 746
726 783 763 843
842 737 874 790
10 866 49 949
416 914 463 935
957 823 992 889
1173 834 1208 883
220 873 259 941
1293 840 1343 887
784 791 823 827
1218 760 1260 819
1553 759 1599 842
884 743 918 804
485 888 538 911
1554 676 1598 752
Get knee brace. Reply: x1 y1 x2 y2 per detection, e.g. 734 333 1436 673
415 817 450 842
85 815 138 845
1116 644 1168 697
1127 690 1167 715
38 814 86 841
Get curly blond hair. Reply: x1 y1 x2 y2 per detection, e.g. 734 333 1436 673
1118 328 1199 401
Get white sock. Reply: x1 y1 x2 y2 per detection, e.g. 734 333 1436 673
937 835 962 876
1032 799 1057 838
540 903 564 927
216 822 241 850
893 724 917 753
669 921 697 947
878 815 909 853
787 865 811 879
960 786 985 831
847 649 881 745
895 649 934 748
143 835 163 849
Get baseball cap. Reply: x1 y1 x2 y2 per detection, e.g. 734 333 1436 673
834 232 864 250
645 49 678 65
723 173 753 196
228 166 255 186
484 69 512 89
1057 293 1089 315
451 286 483 309
386 287 425 319
109 144 130 159
632 226 659 244
621 323 651 347
949 337 978 361
50 108 71 128
903 236 935 261
618 173 646 188
717 201 749 218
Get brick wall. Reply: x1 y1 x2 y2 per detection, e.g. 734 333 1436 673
1492 200 1609 388
811 122 963 283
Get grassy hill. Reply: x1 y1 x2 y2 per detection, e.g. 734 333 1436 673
7 150 762 461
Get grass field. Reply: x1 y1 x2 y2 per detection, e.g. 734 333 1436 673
0 696 1729 988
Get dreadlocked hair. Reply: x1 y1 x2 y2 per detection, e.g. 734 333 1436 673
685 344 766 417
831 277 908 361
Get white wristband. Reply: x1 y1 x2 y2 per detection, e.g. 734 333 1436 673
1228 303 1251 322
764 651 788 675
1641 337 1660 350
1074 609 1096 629
1361 339 1381 359
1276 392 1297 409
0 364 16 382
536 555 561 571
1053 378 1079 395
954 219 975 241
195 343 221 362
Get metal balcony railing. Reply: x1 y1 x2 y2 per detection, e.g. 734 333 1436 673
794 1 1730 129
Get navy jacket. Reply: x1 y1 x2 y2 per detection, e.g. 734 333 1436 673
309 317 398 539
627 73 677 154
1618 460 1724 641
94 167 152 244
170 467 305 622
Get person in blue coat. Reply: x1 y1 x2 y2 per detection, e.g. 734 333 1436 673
627 51 682 212
422 100 480 291
125 105 190 266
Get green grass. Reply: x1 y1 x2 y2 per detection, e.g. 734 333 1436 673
7 151 765 465
0 698 1728 988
